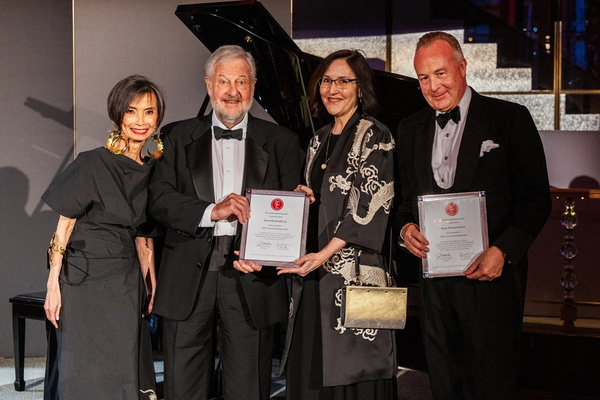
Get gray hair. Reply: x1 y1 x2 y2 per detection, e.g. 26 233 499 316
416 31 465 63
205 45 257 80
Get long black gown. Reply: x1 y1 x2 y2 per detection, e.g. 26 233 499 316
42 147 157 400
285 110 397 400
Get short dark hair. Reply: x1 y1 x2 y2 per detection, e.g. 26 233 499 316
107 75 166 129
308 49 378 118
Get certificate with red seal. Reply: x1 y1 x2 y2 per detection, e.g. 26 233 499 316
417 191 489 278
240 189 310 267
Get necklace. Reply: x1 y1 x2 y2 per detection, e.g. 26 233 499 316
321 132 333 170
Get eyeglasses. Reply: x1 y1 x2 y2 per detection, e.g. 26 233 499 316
318 77 358 89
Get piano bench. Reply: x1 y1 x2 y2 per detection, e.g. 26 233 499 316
9 292 56 392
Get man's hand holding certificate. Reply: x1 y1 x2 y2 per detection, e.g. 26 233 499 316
416 191 490 278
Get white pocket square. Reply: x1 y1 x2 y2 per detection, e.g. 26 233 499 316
480 140 499 157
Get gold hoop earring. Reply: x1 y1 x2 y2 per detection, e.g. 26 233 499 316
147 133 163 160
106 130 128 155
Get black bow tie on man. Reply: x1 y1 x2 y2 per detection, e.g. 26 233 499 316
213 126 243 140
435 106 461 129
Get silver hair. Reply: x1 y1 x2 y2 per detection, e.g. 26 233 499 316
205 45 257 80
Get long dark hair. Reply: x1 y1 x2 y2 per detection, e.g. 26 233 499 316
308 49 378 119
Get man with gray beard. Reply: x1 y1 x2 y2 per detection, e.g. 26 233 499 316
149 45 302 400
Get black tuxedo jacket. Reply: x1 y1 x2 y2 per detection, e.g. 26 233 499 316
396 90 551 267
149 113 302 328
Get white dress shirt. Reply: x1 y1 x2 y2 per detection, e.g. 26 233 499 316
431 86 472 189
199 113 248 235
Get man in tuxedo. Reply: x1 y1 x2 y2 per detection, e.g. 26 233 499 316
395 32 551 399
149 45 302 400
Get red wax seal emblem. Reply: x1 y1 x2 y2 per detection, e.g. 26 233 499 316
271 198 284 211
445 202 459 216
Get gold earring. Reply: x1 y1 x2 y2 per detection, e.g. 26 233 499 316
147 133 163 159
106 130 128 155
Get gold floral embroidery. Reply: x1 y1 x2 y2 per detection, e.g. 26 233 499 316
305 135 321 186
324 247 388 287
328 119 394 227
322 118 395 341
347 181 394 226
140 389 158 400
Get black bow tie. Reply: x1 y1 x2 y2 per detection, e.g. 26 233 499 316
435 106 461 129
213 126 243 140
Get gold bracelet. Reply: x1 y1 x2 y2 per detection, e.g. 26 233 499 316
48 232 67 266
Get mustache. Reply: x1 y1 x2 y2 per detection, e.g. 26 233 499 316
221 96 243 102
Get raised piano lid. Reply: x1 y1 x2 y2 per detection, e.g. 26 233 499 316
175 0 428 148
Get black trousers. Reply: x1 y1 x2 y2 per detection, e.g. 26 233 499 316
161 268 274 400
420 263 526 400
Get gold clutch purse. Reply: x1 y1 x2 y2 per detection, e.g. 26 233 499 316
340 247 407 330
341 285 407 330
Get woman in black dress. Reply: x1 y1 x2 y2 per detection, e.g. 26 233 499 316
42 75 165 399
277 50 397 399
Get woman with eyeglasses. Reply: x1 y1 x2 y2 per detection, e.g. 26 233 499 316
277 50 397 399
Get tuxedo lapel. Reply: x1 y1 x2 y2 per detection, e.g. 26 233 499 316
243 117 270 191
185 119 215 203
305 125 331 188
413 113 436 194
453 93 490 191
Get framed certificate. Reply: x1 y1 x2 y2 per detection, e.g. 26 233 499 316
239 189 310 267
418 191 489 278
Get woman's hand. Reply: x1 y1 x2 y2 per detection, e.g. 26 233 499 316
277 237 347 277
44 215 75 328
294 184 315 204
277 252 328 277
44 267 62 328
136 237 156 316
143 266 156 317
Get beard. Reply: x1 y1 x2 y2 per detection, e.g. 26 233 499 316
211 95 253 127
